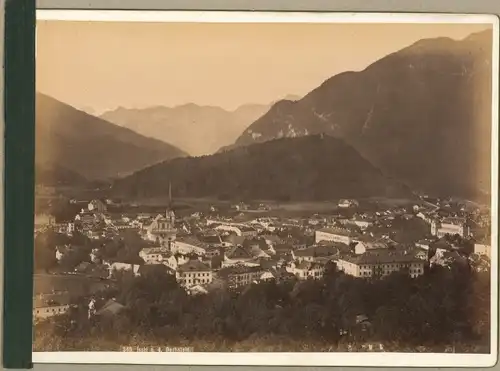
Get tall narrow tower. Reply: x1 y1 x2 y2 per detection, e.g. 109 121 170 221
168 181 172 207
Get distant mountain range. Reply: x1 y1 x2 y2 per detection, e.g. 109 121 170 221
100 94 301 156
111 135 411 201
36 93 187 184
229 31 492 200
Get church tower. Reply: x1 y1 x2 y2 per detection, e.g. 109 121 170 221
166 181 176 226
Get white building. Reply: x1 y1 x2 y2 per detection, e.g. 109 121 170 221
171 238 207 256
474 242 491 259
289 261 325 280
33 294 73 321
338 199 359 208
431 217 470 238
336 251 425 279
315 227 360 245
139 246 170 264
175 260 212 288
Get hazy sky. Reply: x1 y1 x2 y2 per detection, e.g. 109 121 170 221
36 21 491 113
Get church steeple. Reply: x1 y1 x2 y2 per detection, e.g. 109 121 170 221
168 181 172 207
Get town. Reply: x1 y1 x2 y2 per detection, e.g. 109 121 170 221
33 191 491 328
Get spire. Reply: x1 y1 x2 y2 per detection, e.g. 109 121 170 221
168 181 172 207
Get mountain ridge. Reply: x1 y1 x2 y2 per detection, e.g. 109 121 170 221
111 135 413 202
231 30 493 200
36 93 188 183
99 94 302 156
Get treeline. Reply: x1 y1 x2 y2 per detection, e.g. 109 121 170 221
111 135 412 202
35 260 490 352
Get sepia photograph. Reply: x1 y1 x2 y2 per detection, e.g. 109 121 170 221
32 11 498 366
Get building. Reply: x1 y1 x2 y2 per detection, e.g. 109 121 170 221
221 246 256 267
139 246 170 264
338 199 359 208
33 294 72 321
88 199 107 213
315 227 360 245
175 260 212 288
336 250 425 279
353 238 391 255
239 226 259 238
350 217 375 230
34 213 56 231
474 241 491 259
290 261 325 280
218 265 264 289
292 244 339 263
431 217 470 238
415 238 437 251
145 209 177 244
106 262 141 278
171 237 207 256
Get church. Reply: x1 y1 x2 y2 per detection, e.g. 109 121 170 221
145 182 177 246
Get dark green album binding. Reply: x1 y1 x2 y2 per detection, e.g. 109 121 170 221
3 0 36 368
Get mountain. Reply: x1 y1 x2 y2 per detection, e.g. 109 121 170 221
99 95 302 156
100 103 269 156
35 163 88 187
232 31 493 200
111 135 412 201
36 93 187 182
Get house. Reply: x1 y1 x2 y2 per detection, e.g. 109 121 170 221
175 260 212 288
431 250 468 268
171 237 207 256
139 246 170 264
289 261 325 280
431 217 470 238
218 265 264 289
350 217 375 230
33 294 73 321
415 238 437 251
222 234 247 247
315 227 360 245
202 245 222 259
338 199 359 208
414 248 429 261
106 262 141 278
336 250 425 279
292 244 339 263
240 225 259 238
34 213 56 229
474 237 491 259
187 284 209 296
353 238 391 255
199 234 224 247
88 199 107 213
214 224 244 236
222 245 255 267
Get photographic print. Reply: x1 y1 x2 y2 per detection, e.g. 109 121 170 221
32 11 498 367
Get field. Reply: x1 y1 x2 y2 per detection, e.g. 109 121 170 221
34 273 109 296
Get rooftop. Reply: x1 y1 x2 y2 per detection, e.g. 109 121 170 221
295 261 324 271
317 227 360 237
441 217 467 226
218 264 264 276
340 250 423 265
177 260 211 273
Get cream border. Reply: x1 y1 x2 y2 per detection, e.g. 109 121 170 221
32 10 500 367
